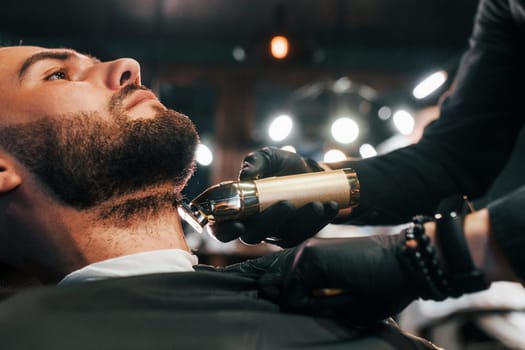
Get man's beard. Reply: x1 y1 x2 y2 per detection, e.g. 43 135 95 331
0 87 199 210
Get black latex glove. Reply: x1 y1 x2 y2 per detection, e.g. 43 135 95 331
209 147 338 248
221 235 421 327
238 146 323 180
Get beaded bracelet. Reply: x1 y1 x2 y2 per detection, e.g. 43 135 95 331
400 215 459 300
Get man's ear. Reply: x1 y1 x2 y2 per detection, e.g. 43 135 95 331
0 158 22 193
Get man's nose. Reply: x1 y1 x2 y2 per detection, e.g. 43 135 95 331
105 58 141 90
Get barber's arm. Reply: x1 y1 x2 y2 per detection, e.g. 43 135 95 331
222 188 524 326
211 0 524 247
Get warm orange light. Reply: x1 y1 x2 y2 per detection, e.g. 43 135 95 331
270 35 289 59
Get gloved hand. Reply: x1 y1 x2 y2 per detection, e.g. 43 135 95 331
238 146 323 180
209 147 339 248
221 235 423 327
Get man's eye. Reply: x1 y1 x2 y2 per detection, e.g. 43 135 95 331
45 71 68 81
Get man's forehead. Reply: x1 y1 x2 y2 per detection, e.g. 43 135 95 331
0 47 44 92
0 45 84 56
0 46 91 73
0 45 44 54
0 46 52 74
0 45 47 63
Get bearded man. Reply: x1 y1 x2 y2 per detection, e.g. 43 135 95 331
0 46 198 285
0 46 438 350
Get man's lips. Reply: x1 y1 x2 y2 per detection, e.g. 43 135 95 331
123 90 160 110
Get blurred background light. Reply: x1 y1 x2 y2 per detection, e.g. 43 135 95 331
412 70 448 99
332 77 352 94
323 149 346 163
331 117 359 144
378 106 392 120
268 114 293 141
195 143 213 166
232 46 246 62
393 110 415 135
359 143 378 158
270 35 289 60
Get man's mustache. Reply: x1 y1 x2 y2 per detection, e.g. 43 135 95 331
109 84 152 112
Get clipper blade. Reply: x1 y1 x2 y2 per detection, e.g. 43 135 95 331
177 200 205 234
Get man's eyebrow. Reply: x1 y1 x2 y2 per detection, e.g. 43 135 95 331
18 50 101 81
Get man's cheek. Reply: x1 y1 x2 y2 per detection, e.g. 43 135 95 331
15 85 105 118
46 89 108 116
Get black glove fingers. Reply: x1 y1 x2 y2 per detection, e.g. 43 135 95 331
299 201 339 235
208 221 247 243
240 201 297 245
275 201 339 248
323 201 340 220
221 251 284 278
269 148 310 176
260 201 330 247
281 240 357 303
240 151 269 180
240 147 311 180
274 202 324 247
257 253 295 301
281 270 354 318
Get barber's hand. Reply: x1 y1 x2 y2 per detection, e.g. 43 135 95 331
275 236 420 325
238 146 323 180
223 235 421 326
209 147 338 248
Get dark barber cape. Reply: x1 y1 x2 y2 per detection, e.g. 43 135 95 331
0 270 437 350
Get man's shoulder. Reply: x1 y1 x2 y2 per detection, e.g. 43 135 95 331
0 270 436 350
3 269 260 306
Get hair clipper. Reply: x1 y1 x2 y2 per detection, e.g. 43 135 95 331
178 168 360 234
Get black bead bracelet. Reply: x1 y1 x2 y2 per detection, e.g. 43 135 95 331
400 215 459 301
400 196 490 301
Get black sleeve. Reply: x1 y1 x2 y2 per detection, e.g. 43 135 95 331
339 0 525 225
488 185 525 281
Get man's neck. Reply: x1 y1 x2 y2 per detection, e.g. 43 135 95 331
7 183 190 283
76 192 190 266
